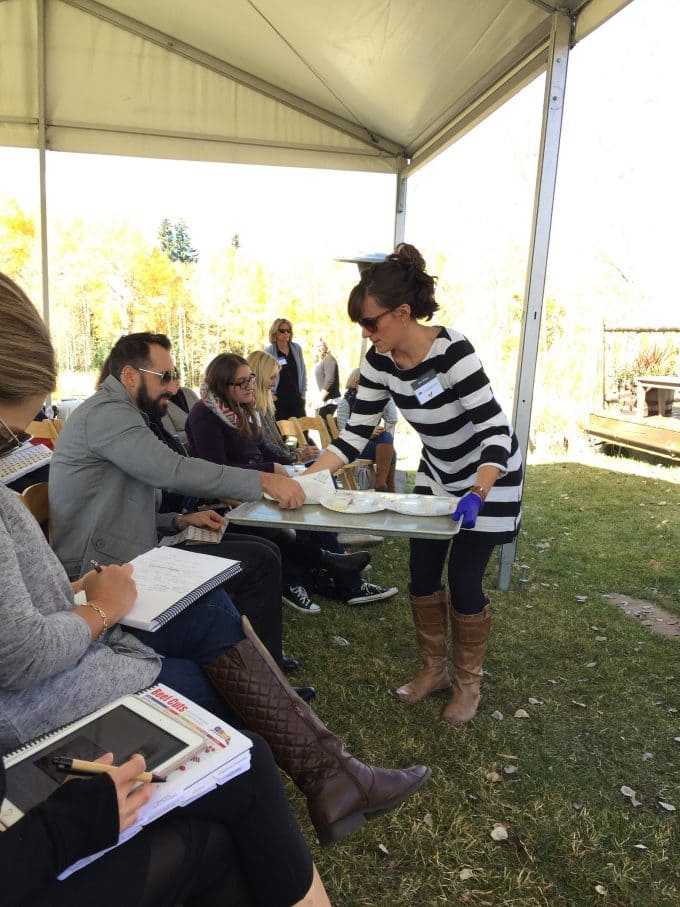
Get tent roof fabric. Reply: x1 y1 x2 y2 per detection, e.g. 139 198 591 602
1 0 632 174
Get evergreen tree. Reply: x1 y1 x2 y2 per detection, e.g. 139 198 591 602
157 217 199 264
173 219 199 264
158 218 175 260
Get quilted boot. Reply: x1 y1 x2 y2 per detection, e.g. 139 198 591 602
392 587 451 703
204 617 431 846
440 604 491 727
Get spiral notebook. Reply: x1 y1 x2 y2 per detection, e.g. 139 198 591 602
120 546 241 631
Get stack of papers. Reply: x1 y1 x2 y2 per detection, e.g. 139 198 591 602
266 468 336 504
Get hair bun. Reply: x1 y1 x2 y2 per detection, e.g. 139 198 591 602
392 242 426 272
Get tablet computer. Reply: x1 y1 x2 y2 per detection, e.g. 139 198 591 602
1 694 205 827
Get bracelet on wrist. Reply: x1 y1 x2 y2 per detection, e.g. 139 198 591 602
85 601 109 639
470 484 488 503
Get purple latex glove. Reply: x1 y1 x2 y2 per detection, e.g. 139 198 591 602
452 492 483 528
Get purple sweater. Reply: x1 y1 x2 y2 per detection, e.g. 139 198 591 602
185 402 289 471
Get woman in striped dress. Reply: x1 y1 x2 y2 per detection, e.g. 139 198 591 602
307 244 522 727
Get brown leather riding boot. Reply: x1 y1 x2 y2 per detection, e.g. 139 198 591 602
374 443 395 491
440 604 491 727
385 462 396 493
392 588 451 703
204 617 431 846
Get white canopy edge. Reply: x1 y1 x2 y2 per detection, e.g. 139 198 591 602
0 0 633 174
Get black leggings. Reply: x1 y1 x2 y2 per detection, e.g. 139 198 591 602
24 734 313 907
409 537 494 614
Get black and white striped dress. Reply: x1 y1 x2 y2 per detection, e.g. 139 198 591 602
328 327 523 546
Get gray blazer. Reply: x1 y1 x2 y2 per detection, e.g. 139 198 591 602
49 375 263 577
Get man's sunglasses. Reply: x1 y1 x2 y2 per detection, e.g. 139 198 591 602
137 367 181 384
230 375 257 389
357 309 392 332
0 415 31 460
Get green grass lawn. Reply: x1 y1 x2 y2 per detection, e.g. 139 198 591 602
282 459 679 906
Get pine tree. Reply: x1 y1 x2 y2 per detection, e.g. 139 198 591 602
173 219 199 263
158 218 175 260
157 218 199 263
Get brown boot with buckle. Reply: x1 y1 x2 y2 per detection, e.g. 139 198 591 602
203 617 431 846
392 587 451 703
440 603 491 727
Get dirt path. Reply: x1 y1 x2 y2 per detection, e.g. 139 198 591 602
602 592 680 637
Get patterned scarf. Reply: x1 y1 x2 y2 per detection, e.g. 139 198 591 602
200 383 242 430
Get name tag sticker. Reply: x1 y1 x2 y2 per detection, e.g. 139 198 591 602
412 369 444 404
277 356 287 366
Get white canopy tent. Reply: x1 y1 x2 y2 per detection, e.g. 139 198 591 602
0 0 633 586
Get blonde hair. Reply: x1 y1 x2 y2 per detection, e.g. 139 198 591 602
268 317 293 344
248 350 279 417
0 272 57 402
345 368 361 391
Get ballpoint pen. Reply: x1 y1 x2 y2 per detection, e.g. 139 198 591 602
51 756 166 783
89 559 103 574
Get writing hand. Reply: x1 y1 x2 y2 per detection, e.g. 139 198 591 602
97 753 154 834
80 563 137 628
452 492 483 529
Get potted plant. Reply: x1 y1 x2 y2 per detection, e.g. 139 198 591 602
631 344 678 416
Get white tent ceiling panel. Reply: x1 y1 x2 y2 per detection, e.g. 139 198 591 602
45 3 396 171
0 0 634 171
0 0 37 147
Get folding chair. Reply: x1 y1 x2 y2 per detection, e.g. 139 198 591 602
21 482 50 539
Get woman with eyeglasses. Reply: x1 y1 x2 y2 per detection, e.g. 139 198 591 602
305 244 523 729
264 318 307 421
0 271 430 906
185 353 398 612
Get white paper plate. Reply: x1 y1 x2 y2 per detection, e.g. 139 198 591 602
320 492 386 514
386 494 458 517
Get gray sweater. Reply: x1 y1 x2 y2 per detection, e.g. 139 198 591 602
0 484 160 752
50 375 263 578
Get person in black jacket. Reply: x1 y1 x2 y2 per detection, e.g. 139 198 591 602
1 737 328 906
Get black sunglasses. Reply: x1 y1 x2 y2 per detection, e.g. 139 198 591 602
277 327 292 334
357 309 392 332
0 415 31 460
137 367 181 385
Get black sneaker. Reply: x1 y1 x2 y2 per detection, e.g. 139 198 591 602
282 585 321 614
346 581 398 606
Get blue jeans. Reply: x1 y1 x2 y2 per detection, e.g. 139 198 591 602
362 431 395 463
128 588 244 724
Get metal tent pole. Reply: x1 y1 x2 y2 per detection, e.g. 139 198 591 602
393 172 408 246
497 12 572 590
37 0 51 330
